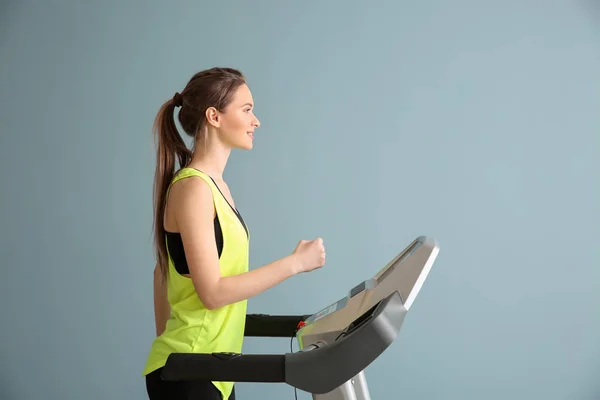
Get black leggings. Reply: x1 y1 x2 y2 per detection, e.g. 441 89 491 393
146 367 236 400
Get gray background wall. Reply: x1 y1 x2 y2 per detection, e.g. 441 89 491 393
1 1 599 399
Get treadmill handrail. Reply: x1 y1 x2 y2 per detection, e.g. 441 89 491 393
161 292 406 395
161 353 286 383
244 314 311 337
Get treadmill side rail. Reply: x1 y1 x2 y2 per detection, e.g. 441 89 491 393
161 353 286 383
244 314 311 337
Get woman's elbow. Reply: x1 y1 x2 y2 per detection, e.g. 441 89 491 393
189 271 223 310
196 290 221 310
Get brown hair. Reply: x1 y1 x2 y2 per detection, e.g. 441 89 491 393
152 67 247 279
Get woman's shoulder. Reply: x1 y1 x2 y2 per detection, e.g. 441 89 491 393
173 167 211 182
168 170 215 221
170 169 213 195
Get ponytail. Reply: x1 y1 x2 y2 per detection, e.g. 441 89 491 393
152 93 193 280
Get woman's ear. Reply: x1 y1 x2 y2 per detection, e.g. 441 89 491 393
205 107 220 128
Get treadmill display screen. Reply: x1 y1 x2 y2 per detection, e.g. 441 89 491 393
349 279 376 298
350 281 366 298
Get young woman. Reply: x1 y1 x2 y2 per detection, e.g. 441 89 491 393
142 67 326 400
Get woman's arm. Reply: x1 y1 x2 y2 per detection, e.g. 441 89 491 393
153 263 171 336
172 177 324 310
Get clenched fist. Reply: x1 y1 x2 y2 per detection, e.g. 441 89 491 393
292 238 326 273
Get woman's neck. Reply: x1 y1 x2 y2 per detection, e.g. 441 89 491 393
188 138 231 181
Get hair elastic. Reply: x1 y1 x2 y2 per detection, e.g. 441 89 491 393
172 92 183 107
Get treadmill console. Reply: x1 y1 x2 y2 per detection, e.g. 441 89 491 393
297 236 439 348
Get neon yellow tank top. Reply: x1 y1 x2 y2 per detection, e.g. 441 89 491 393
143 168 250 400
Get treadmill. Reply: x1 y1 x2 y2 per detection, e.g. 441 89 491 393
161 235 440 399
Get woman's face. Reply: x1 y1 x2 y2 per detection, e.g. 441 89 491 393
213 84 261 150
